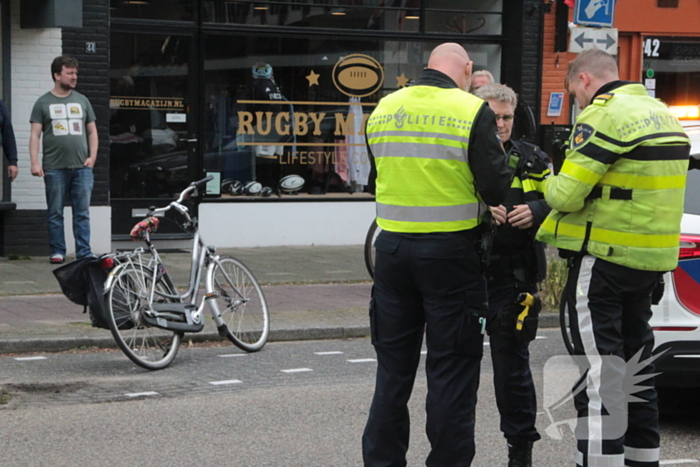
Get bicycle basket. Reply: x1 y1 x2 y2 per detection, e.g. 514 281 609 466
85 265 113 330
53 257 95 307
53 256 117 330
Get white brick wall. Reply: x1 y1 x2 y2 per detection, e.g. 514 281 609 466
10 0 61 210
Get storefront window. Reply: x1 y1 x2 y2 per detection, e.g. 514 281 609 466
202 0 502 35
203 33 500 198
424 0 502 35
110 0 194 22
643 37 700 106
109 33 192 199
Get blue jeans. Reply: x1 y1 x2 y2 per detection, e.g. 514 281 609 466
44 167 94 259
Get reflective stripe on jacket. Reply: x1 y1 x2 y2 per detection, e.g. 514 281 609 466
536 83 690 271
367 85 484 233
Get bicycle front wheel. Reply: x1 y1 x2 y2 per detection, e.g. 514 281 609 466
210 256 269 352
363 219 381 279
106 262 182 370
560 286 576 356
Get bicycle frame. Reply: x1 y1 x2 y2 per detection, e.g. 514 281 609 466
101 176 269 369
105 182 247 327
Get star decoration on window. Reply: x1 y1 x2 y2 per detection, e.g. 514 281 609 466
396 73 409 88
306 70 320 86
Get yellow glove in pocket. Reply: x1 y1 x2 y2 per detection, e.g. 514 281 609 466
514 292 541 344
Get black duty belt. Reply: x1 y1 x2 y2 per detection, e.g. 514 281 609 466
586 186 633 201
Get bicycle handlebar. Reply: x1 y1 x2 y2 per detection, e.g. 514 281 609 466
191 175 214 189
147 176 214 219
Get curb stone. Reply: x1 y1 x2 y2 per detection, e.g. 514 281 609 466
0 315 560 354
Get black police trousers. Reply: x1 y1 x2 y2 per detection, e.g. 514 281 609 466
563 255 661 467
486 275 541 444
362 230 487 467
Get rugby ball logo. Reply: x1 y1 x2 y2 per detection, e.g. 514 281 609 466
332 54 384 98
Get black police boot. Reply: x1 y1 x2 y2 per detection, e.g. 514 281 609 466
507 439 533 467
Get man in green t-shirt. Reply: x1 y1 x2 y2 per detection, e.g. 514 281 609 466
29 55 98 264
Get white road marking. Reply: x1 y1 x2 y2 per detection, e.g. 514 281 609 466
660 460 698 465
14 356 47 361
315 351 344 355
282 368 313 373
125 391 159 398
209 379 243 386
347 358 376 363
217 354 247 358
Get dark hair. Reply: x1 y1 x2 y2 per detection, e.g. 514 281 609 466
51 55 79 81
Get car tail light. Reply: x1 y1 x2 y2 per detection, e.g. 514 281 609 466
652 326 698 331
673 235 700 317
99 257 115 270
679 234 700 259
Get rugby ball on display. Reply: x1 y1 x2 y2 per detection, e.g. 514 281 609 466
223 179 244 195
222 179 237 195
244 181 263 195
279 174 305 193
261 186 273 197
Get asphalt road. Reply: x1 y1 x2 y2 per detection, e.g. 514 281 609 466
1 329 698 466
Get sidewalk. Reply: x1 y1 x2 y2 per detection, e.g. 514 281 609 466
0 245 557 354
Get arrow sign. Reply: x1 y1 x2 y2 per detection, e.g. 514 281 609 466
569 27 618 55
575 35 594 48
597 34 616 50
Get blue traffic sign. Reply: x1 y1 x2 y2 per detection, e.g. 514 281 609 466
574 0 616 28
547 92 564 117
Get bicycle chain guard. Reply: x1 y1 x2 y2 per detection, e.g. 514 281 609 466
141 303 204 333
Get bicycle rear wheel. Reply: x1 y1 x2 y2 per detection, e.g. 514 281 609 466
106 262 182 370
363 219 381 279
210 256 269 352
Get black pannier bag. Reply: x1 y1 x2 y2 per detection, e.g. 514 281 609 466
53 257 113 330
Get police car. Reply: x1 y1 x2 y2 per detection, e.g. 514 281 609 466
650 115 700 388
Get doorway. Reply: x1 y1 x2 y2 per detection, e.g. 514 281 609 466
109 31 200 238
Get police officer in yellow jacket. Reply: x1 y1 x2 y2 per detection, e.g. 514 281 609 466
536 50 690 467
474 83 551 467
362 43 512 466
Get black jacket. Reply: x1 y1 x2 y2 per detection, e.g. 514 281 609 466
490 138 552 283
0 100 18 166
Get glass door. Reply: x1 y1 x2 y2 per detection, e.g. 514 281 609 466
109 31 199 238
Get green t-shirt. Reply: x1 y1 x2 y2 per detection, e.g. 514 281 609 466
30 91 96 170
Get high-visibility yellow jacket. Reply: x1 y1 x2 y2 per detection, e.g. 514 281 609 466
366 85 486 233
536 82 690 271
